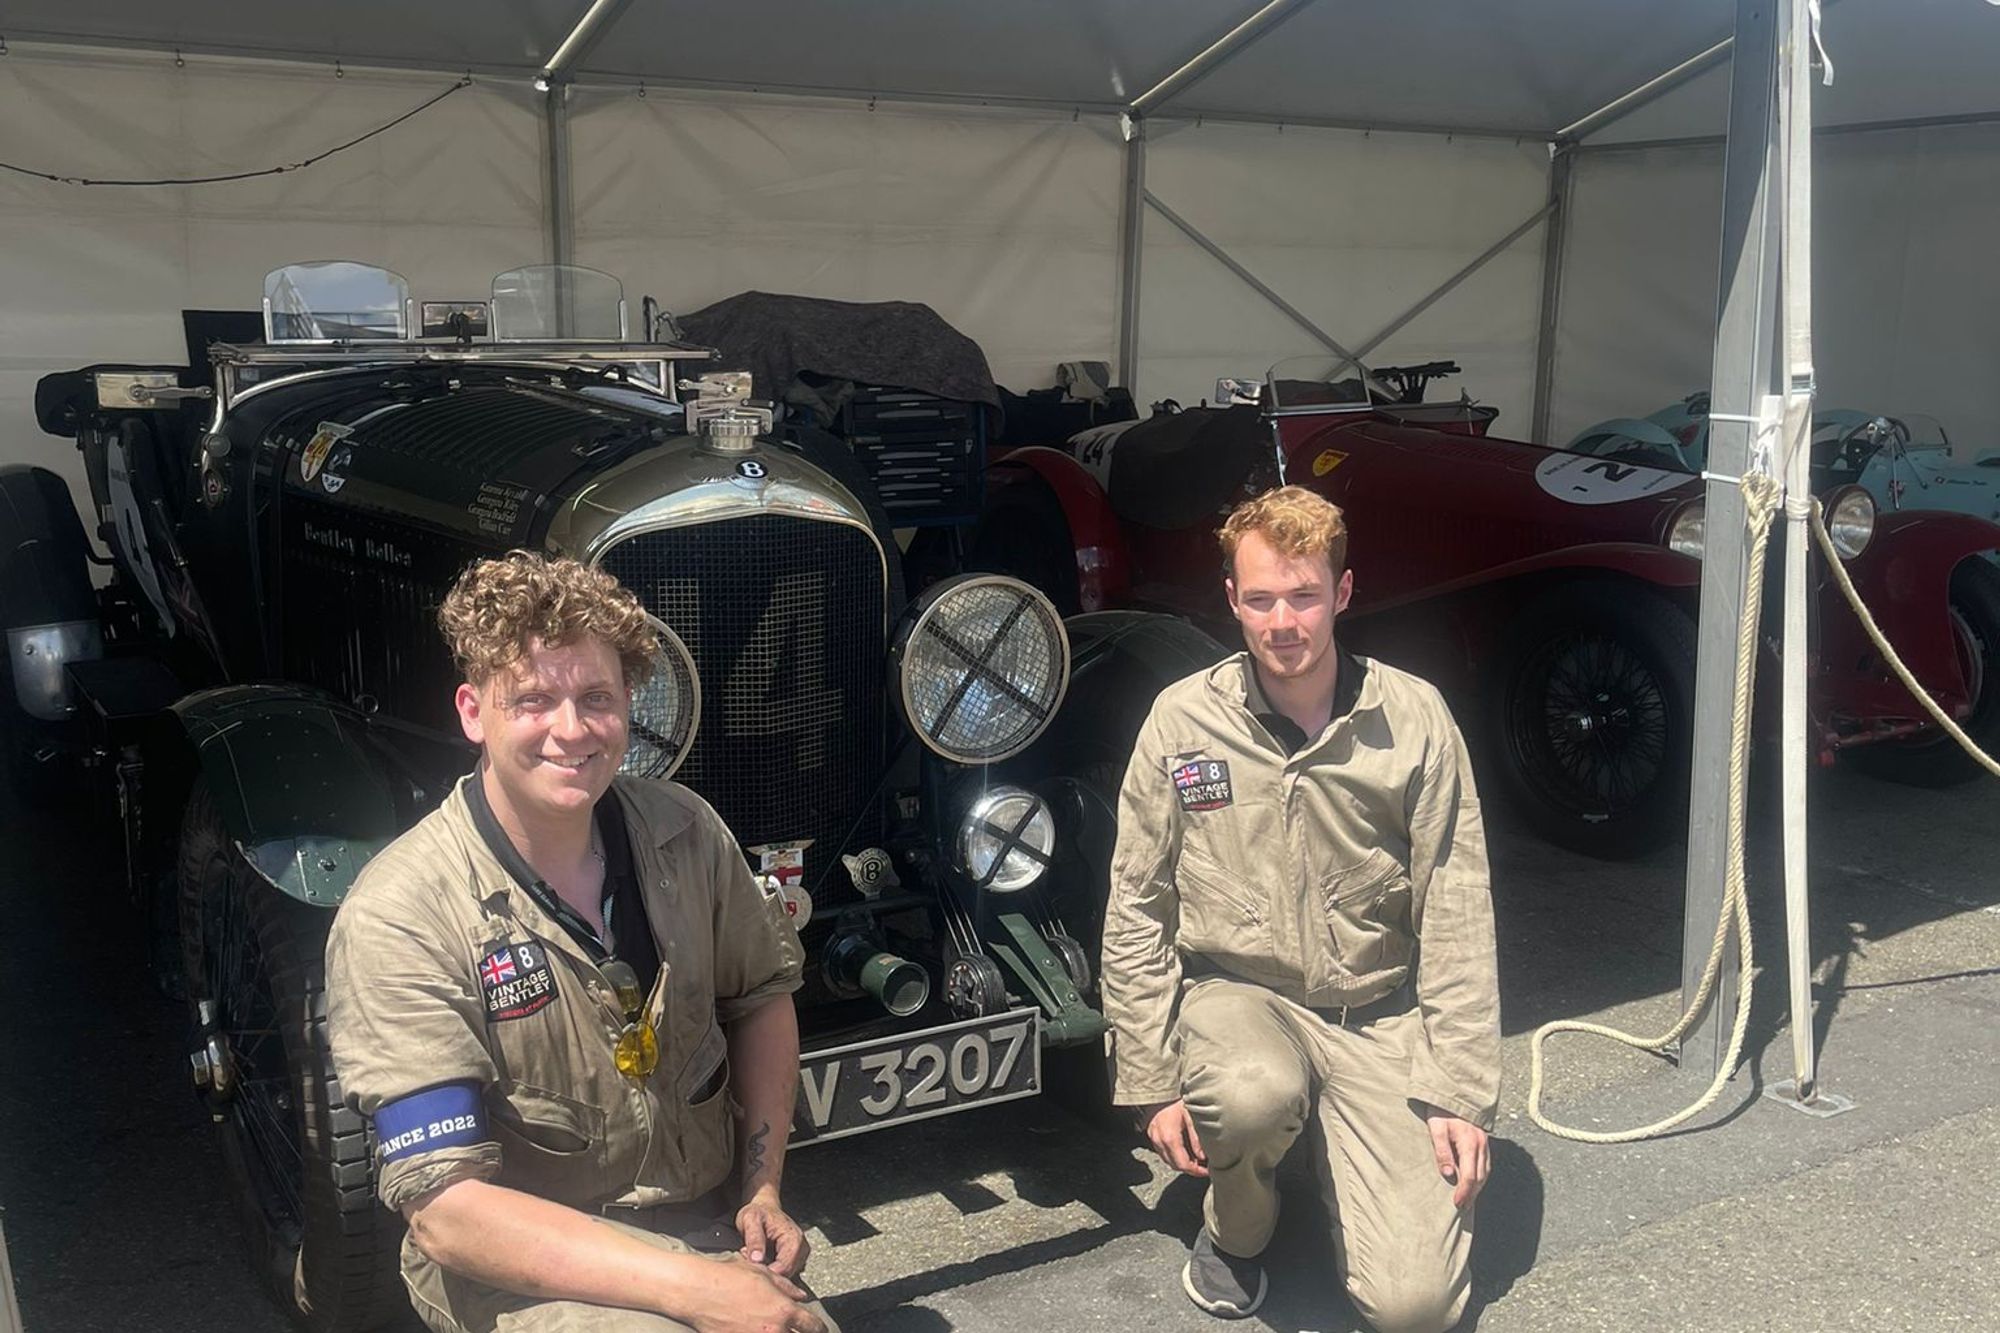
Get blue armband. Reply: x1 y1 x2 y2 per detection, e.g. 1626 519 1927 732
373 1081 488 1162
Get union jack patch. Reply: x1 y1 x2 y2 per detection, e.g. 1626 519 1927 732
478 940 557 1021
1171 759 1233 812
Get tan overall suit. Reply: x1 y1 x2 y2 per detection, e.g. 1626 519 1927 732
326 774 832 1333
1102 651 1500 1333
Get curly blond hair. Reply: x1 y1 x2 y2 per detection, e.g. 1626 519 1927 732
438 551 658 690
1217 486 1349 577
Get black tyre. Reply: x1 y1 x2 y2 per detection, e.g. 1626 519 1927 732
1021 613 1225 1126
1848 557 2000 788
967 480 1082 615
179 783 406 1331
1486 582 1697 859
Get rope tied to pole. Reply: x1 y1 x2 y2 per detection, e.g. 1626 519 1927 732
1528 470 1782 1144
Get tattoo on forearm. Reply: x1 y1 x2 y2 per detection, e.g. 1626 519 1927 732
746 1120 771 1178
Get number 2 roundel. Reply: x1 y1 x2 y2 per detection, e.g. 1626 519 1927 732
1533 451 1686 506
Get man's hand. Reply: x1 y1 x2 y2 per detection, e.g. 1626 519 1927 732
1423 1106 1490 1209
1143 1099 1209 1177
683 1255 825 1333
736 1184 811 1277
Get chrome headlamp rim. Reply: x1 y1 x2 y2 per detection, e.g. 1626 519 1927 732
1666 498 1706 560
956 784 1056 892
620 612 701 782
891 573 1072 765
1825 485 1877 561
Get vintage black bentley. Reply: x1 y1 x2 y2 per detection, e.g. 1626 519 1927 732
6 262 1215 1329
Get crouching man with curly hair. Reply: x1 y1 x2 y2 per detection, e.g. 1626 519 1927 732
326 551 832 1333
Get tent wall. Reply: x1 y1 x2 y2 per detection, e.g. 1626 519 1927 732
565 90 1125 397
2 45 1559 529
0 46 545 516
1139 122 1550 424
1553 122 2000 450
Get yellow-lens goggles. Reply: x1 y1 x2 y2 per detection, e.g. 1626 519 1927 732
601 961 659 1078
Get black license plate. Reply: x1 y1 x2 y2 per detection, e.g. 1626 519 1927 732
790 1009 1041 1145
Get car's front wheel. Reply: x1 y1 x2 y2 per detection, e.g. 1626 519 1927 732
1486 582 1698 860
178 782 405 1331
1847 556 2000 788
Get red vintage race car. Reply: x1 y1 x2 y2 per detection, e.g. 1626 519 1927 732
971 359 2000 858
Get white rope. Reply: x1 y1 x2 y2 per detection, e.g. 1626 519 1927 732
1529 485 2000 1143
1528 472 1780 1144
1810 502 2000 779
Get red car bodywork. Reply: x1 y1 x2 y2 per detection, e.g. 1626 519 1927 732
989 401 1993 757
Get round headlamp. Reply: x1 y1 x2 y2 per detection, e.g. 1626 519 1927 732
1667 500 1706 560
892 575 1070 764
619 613 701 781
1826 486 1876 561
957 785 1056 892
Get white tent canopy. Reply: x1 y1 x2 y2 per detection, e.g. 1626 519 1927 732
9 0 2000 136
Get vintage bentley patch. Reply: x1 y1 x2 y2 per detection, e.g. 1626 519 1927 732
478 940 557 1021
1171 759 1234 812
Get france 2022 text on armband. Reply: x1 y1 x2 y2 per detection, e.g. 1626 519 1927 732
373 1081 488 1161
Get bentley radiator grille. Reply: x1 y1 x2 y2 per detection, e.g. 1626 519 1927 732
599 516 887 911
278 500 464 732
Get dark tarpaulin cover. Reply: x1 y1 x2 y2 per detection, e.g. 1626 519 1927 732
1105 405 1268 530
676 291 1000 410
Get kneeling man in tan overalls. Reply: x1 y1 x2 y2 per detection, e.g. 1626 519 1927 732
1102 487 1499 1332
327 553 832 1333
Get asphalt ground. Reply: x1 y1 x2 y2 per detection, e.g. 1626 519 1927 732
3 753 1997 1331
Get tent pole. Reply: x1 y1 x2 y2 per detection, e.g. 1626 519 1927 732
544 84 575 269
1680 0 1786 1083
1353 199 1554 364
1118 117 1148 391
535 0 632 90
1144 189 1368 372
1773 0 1841 1114
1131 0 1321 116
1530 147 1574 443
1577 107 2000 156
1558 37 1735 144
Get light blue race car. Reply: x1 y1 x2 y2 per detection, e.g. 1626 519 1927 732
1570 391 2000 525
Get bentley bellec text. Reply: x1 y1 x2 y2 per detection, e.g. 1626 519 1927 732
10 262 1213 1329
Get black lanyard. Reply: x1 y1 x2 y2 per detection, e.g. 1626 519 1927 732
464 772 616 967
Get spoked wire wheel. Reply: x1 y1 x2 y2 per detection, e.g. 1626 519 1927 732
1506 631 1672 820
1490 585 1696 859
178 781 404 1330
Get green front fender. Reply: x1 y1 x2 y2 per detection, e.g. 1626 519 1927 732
171 685 403 907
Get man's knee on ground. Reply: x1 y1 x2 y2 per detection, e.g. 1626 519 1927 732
1182 1062 1308 1149
1345 1268 1467 1333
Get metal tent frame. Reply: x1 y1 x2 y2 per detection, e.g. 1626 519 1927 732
22 0 1994 1119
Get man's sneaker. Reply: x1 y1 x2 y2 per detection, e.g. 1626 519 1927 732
1181 1227 1268 1319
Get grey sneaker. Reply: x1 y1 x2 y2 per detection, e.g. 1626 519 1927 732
1181 1227 1268 1319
